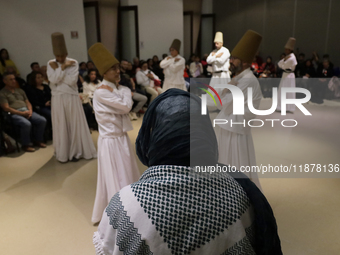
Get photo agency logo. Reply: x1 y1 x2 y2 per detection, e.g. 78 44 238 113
199 83 312 128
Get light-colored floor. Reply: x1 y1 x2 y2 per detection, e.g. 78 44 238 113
0 99 339 255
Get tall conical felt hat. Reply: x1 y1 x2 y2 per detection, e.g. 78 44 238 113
231 30 262 64
214 32 223 43
51 32 68 56
285 37 296 50
88 43 119 76
170 39 181 53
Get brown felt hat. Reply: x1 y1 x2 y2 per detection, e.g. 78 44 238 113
51 32 68 56
88 43 119 76
285 37 296 50
170 39 181 53
231 30 262 64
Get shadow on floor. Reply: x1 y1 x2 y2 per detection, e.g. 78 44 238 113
4 156 91 196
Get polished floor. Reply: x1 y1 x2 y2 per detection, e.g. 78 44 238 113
0 99 339 255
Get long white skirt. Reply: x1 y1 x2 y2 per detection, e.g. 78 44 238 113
91 134 140 223
215 126 262 190
277 72 296 112
163 80 187 91
51 94 97 162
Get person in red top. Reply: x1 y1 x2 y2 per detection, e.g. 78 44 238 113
251 57 259 77
258 56 276 78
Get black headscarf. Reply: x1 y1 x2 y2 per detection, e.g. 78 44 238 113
136 88 218 167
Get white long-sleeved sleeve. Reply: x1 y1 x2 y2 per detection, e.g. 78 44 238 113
62 61 79 86
278 59 284 69
47 60 78 87
47 61 66 84
206 52 216 64
94 87 132 114
214 50 230 65
169 58 185 73
160 58 173 69
278 55 297 71
136 71 150 87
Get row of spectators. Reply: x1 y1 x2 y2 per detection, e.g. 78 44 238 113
1 47 340 155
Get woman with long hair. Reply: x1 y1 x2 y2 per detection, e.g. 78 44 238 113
0 48 20 75
27 71 52 139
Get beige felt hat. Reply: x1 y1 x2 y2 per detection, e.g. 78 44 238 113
214 32 223 43
285 37 296 50
88 43 119 76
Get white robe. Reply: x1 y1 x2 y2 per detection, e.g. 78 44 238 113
91 79 140 223
160 55 186 91
206 46 231 110
47 58 97 162
277 53 297 112
214 68 262 190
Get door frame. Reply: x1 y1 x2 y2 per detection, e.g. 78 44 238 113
83 1 101 42
117 5 140 59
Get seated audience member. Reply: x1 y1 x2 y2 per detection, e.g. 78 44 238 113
301 59 316 78
5 66 27 91
26 62 40 84
93 89 282 255
120 60 147 120
81 69 100 130
151 56 165 82
311 51 320 71
162 53 168 60
147 58 154 71
189 55 204 78
152 55 160 67
275 53 286 78
259 56 275 78
136 61 164 103
318 54 334 72
318 59 334 78
311 60 334 104
0 72 46 152
0 49 20 76
78 62 89 91
87 61 96 70
251 57 259 77
132 57 140 75
126 62 135 78
27 71 52 124
298 59 316 94
40 65 50 85
79 62 88 78
295 53 305 77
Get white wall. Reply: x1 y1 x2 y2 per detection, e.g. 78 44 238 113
0 0 87 78
121 0 184 61
213 0 340 65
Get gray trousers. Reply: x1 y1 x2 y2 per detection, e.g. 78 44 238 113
132 92 148 113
